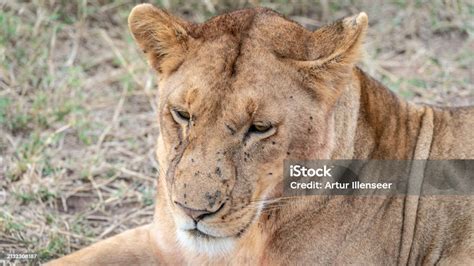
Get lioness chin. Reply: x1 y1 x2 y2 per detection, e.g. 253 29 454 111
48 4 473 265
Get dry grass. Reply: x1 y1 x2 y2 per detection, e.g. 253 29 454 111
0 0 472 263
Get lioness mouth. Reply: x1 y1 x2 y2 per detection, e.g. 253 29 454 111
187 229 219 239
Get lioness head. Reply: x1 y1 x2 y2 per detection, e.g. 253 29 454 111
129 4 367 255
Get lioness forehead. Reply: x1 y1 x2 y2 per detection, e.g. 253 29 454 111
166 10 305 117
184 8 313 62
186 8 296 42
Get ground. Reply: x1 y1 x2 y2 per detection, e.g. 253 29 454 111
0 0 473 262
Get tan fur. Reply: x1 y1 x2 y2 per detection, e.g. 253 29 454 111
48 4 473 265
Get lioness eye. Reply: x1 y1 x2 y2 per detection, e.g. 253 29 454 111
248 123 272 134
171 108 191 124
177 110 190 120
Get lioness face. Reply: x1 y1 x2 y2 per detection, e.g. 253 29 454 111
158 36 336 254
129 5 367 255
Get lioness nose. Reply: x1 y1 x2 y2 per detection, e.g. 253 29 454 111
174 201 224 221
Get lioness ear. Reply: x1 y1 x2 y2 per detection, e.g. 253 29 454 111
128 4 191 74
306 12 368 67
288 13 368 104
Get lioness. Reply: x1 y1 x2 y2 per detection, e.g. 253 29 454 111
49 4 473 265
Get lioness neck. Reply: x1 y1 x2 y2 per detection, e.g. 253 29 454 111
349 67 430 160
349 67 474 160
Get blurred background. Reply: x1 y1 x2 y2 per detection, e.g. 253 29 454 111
0 0 472 262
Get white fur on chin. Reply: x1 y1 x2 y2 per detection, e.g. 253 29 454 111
176 229 236 256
